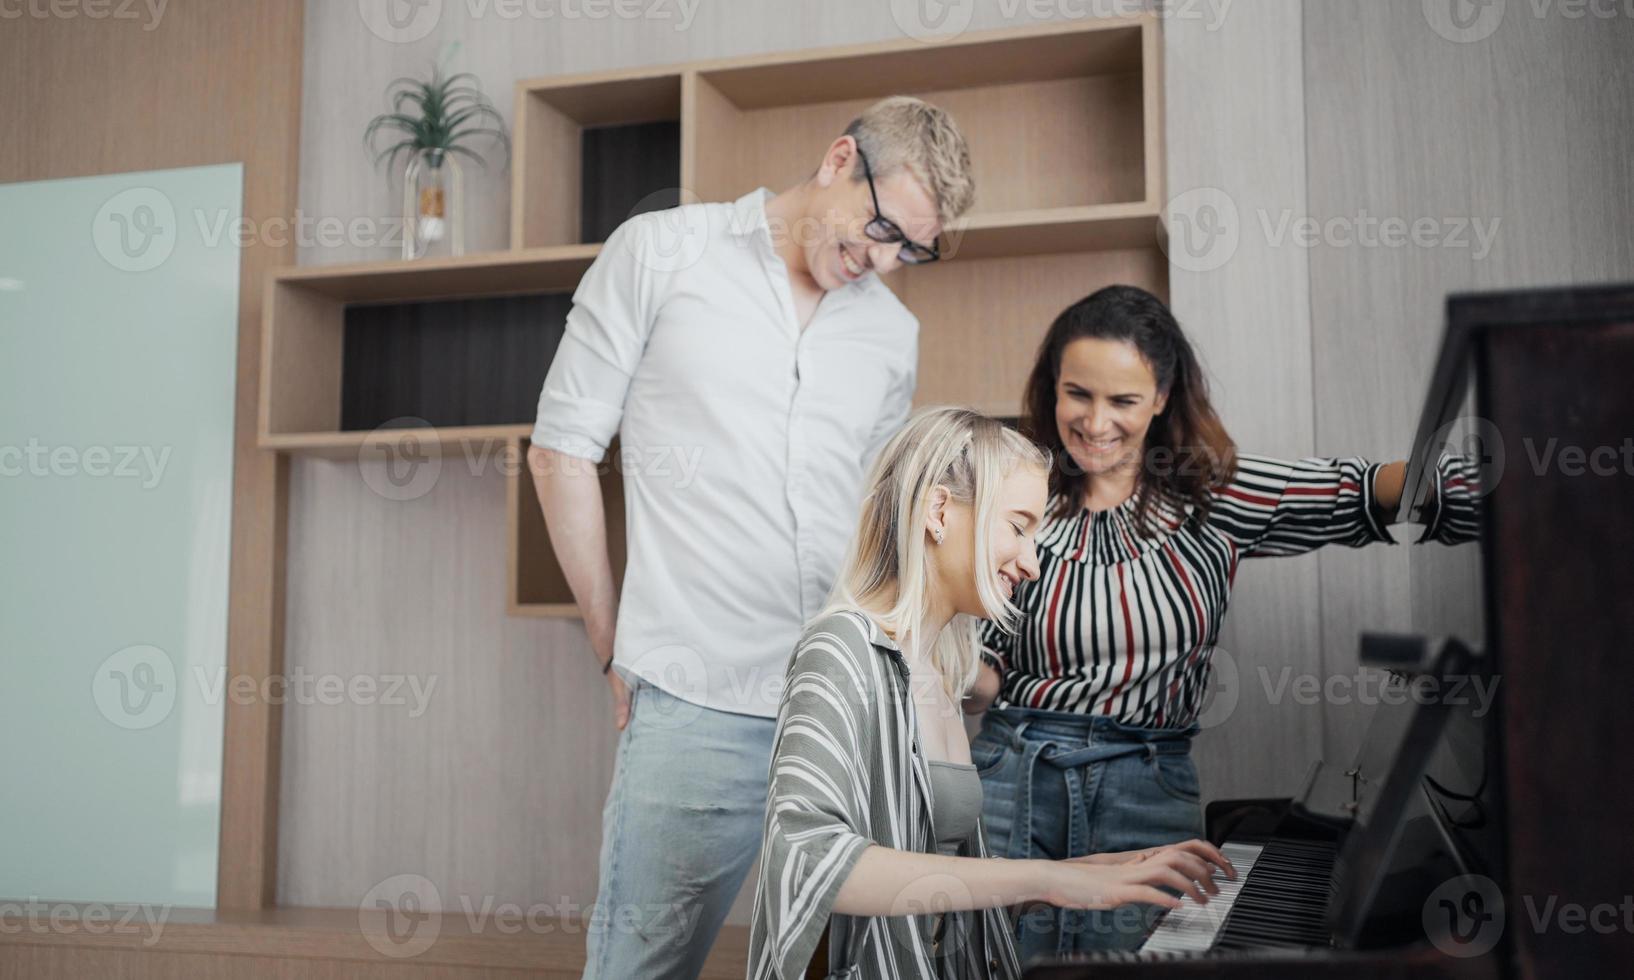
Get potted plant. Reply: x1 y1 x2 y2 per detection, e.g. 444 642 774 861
364 58 510 260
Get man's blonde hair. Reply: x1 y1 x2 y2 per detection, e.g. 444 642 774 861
820 407 1047 700
843 96 975 226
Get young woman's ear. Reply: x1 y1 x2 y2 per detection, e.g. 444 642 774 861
1154 387 1170 417
925 485 950 544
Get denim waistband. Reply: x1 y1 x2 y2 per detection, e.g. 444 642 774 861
987 704 1198 752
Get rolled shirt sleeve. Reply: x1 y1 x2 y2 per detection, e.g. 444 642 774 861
530 215 663 463
1416 450 1483 545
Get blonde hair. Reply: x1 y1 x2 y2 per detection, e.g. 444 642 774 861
821 407 1048 700
843 96 975 226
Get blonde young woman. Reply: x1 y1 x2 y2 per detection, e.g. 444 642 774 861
746 407 1235 980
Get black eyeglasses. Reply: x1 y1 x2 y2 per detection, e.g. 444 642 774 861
855 146 941 265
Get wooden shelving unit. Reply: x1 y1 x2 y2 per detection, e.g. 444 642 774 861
258 245 597 456
258 15 1167 619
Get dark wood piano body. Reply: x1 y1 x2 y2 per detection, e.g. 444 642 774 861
1029 284 1634 979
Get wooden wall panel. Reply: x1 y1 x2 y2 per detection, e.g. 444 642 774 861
1303 0 1634 767
0 0 305 912
903 247 1167 416
705 74 1146 214
277 458 621 914
1162 3 1324 801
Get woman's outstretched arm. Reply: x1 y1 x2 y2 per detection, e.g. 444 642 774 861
1373 460 1406 513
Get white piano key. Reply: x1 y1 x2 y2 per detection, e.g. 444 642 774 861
1137 841 1264 954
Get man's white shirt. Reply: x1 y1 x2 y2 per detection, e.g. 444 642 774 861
531 187 917 717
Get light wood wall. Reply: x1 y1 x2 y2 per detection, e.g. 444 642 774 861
0 0 304 914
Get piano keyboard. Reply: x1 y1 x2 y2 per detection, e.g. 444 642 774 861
1138 838 1339 955
1139 841 1263 954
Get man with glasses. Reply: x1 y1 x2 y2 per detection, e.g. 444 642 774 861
527 95 976 979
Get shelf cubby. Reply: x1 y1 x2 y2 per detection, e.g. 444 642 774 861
508 437 627 617
512 70 684 249
258 245 596 455
685 16 1160 217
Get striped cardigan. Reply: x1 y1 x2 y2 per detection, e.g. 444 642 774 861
748 610 1024 980
980 452 1480 727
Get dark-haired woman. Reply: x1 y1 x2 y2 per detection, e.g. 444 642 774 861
963 285 1474 959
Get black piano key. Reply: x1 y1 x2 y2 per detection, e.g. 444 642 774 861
1214 837 1339 952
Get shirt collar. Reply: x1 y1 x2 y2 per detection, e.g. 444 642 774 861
854 609 903 653
731 186 871 300
730 186 775 246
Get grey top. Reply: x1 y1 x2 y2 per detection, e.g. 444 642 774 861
748 609 1023 980
928 761 983 852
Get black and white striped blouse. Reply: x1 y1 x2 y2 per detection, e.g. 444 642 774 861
980 452 1478 728
749 610 1024 980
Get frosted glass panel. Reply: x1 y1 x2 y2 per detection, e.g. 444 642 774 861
0 164 242 907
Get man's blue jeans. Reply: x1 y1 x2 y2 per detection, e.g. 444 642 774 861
582 677 776 980
973 705 1204 961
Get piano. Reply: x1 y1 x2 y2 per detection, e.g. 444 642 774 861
1026 283 1634 980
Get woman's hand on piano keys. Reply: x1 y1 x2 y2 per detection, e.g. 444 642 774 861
1070 840 1237 878
1037 839 1236 910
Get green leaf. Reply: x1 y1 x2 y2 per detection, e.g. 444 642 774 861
443 144 490 169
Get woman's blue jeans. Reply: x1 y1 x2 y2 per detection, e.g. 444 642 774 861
972 705 1204 961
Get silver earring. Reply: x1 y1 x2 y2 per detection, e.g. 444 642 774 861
933 528 944 544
